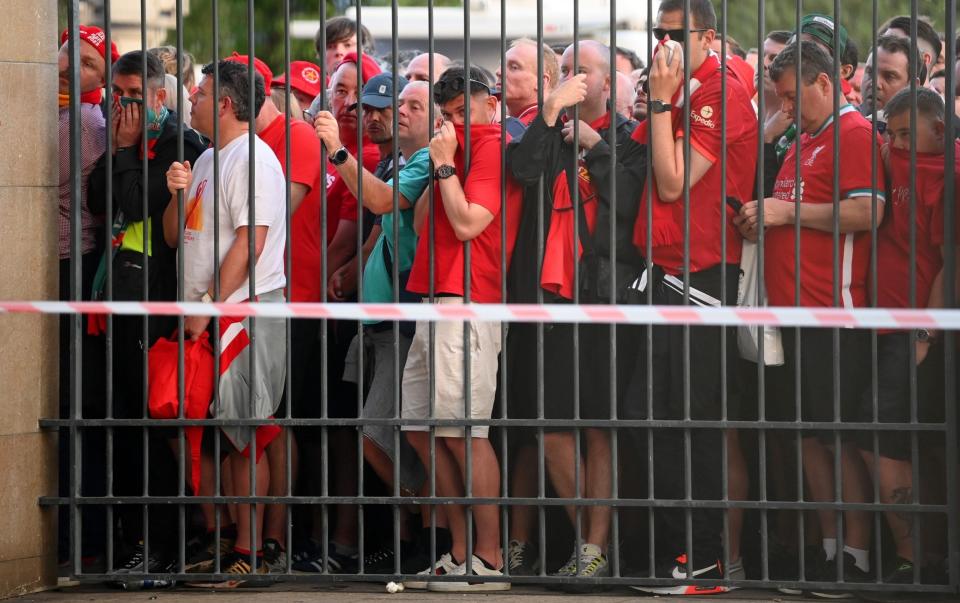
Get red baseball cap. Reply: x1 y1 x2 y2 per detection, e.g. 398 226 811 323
60 25 120 65
334 52 382 85
225 51 273 89
272 60 324 99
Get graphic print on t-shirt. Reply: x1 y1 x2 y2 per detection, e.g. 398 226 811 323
184 178 207 239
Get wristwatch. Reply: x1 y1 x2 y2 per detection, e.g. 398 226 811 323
329 146 349 166
201 292 214 304
434 164 456 180
650 100 672 114
916 328 935 343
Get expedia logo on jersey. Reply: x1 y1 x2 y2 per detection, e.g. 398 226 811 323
691 104 716 129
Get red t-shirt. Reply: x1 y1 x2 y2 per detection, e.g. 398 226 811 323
406 123 523 303
632 54 757 275
765 106 886 308
258 115 322 302
876 142 960 309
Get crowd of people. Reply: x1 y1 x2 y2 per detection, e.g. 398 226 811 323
56 1 960 598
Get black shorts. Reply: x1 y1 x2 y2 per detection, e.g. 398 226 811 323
505 320 642 429
622 264 741 423
770 327 869 442
855 332 946 460
287 318 322 420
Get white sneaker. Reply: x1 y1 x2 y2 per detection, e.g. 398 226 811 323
402 552 457 590
427 555 511 592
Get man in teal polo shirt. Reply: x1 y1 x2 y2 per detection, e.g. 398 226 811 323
314 78 442 573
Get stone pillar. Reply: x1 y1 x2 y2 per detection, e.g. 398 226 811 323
0 0 60 597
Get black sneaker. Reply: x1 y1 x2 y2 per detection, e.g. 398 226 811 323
262 538 288 574
630 553 730 595
809 552 872 599
507 540 540 576
775 544 828 596
109 542 175 590
360 545 397 574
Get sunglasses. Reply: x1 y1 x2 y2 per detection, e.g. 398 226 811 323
433 76 493 102
653 27 709 43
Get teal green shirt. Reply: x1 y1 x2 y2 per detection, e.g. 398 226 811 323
362 147 431 321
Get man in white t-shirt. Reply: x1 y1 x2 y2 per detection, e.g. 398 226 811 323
164 59 287 587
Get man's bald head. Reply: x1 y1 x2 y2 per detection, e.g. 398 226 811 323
559 40 613 120
405 52 451 83
564 40 612 76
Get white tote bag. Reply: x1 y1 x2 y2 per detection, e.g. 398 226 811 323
736 240 784 365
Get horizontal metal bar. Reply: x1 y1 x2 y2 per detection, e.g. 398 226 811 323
58 571 958 592
38 495 950 514
38 417 953 432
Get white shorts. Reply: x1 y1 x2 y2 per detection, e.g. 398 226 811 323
401 297 502 438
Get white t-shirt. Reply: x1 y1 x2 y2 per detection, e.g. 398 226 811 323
182 132 287 303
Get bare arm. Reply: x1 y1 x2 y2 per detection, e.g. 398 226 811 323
334 153 412 214
290 182 310 214
327 219 359 275
435 175 495 241
741 196 883 234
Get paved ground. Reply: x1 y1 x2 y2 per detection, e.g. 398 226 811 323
15 583 815 602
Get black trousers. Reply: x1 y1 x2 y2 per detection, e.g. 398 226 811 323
623 264 740 564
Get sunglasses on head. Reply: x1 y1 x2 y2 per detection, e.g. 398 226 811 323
434 76 493 100
653 27 709 43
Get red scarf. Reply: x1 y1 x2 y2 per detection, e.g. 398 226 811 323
632 53 721 250
541 112 612 299
58 90 103 108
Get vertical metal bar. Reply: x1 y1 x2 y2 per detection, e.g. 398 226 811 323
355 0 366 573
571 0 583 576
645 0 656 579
211 0 223 575
426 0 438 579
65 0 82 577
390 0 401 576
792 0 806 585
211 0 224 576
282 0 294 574
607 0 620 580
462 0 474 573
681 0 694 576
942 0 958 589
245 0 258 568
535 0 547 577
719 0 730 583
498 0 510 575
102 0 115 574
754 0 770 583
139 0 152 569
317 0 330 575
830 0 844 584
175 0 187 574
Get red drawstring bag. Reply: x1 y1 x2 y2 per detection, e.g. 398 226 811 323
148 332 214 494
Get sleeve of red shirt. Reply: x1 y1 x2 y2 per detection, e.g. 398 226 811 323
286 121 321 188
676 84 722 164
462 137 503 217
338 143 382 222
839 125 886 201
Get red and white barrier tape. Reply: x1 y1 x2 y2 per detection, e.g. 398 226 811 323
1 301 959 330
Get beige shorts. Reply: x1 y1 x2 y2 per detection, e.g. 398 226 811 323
401 297 502 438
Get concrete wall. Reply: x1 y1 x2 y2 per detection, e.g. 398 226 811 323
0 0 60 598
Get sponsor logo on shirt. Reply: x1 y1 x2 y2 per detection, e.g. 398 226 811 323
691 105 717 129
892 185 909 207
774 176 805 201
184 178 207 239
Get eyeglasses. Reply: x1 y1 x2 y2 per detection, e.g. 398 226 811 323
433 76 494 102
653 27 709 43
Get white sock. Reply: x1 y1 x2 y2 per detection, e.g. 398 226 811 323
822 538 837 561
843 545 870 572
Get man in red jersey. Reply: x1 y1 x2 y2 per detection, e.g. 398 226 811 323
626 0 758 594
856 87 959 591
400 65 521 592
739 40 886 591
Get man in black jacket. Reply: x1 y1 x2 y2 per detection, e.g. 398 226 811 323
87 49 206 583
505 40 646 583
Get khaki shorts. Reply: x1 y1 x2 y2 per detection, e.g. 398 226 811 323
401 297 502 438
